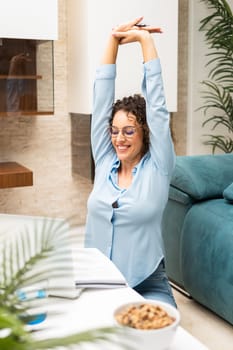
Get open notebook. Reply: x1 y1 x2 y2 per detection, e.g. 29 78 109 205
48 247 128 299
72 247 128 289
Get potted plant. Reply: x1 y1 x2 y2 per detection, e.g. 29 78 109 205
198 0 233 153
0 218 127 349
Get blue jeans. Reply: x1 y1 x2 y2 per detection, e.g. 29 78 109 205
133 259 177 308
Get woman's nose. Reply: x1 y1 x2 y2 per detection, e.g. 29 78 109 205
116 130 126 140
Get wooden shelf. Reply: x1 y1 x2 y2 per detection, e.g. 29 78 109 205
0 111 54 116
0 75 42 79
0 162 33 188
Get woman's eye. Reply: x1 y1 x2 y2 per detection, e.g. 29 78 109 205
110 127 118 135
125 127 135 135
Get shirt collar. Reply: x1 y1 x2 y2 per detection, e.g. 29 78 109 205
111 159 138 175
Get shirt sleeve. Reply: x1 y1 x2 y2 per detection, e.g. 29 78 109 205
91 64 116 166
142 59 175 176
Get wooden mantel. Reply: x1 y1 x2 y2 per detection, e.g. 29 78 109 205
0 162 33 188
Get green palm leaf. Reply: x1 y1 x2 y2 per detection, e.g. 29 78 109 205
199 81 233 131
0 218 131 349
198 0 233 153
203 134 233 153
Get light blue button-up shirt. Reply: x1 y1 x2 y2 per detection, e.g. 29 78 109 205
85 58 175 288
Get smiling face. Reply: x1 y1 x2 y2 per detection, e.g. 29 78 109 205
111 110 144 166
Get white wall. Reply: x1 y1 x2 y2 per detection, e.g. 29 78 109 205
0 0 58 40
187 0 233 155
67 0 178 113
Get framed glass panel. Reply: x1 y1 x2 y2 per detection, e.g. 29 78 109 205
0 38 54 116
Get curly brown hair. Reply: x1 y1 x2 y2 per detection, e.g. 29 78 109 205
109 94 150 155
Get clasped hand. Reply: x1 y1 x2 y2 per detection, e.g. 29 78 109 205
112 16 162 44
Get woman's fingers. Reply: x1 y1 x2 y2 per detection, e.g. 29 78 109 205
112 27 162 44
134 24 162 33
112 29 148 45
144 27 163 34
129 16 144 27
113 16 144 32
111 17 162 45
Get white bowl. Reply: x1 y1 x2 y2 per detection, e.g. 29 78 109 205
113 300 180 350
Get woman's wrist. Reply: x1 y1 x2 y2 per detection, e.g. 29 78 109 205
101 34 119 64
139 34 158 62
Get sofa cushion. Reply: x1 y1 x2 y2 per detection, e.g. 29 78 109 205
223 182 233 203
171 154 233 200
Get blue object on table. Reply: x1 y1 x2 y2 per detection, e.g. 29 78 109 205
17 288 47 325
17 288 47 301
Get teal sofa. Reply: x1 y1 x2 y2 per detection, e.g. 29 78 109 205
162 154 233 325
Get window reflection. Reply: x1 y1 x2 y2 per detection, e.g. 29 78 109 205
7 52 33 114
0 39 54 116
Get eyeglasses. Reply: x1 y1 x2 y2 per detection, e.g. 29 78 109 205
109 125 139 138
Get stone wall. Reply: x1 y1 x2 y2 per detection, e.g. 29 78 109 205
0 0 93 225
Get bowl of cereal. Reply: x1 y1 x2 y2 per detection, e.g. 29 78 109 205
113 300 180 350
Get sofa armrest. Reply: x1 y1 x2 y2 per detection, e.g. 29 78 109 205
169 186 193 205
171 154 233 201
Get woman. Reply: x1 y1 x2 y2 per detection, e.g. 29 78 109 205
85 17 176 307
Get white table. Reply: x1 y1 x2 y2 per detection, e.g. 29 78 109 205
0 215 208 349
32 287 209 350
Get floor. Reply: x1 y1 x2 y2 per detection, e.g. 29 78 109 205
172 288 233 350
